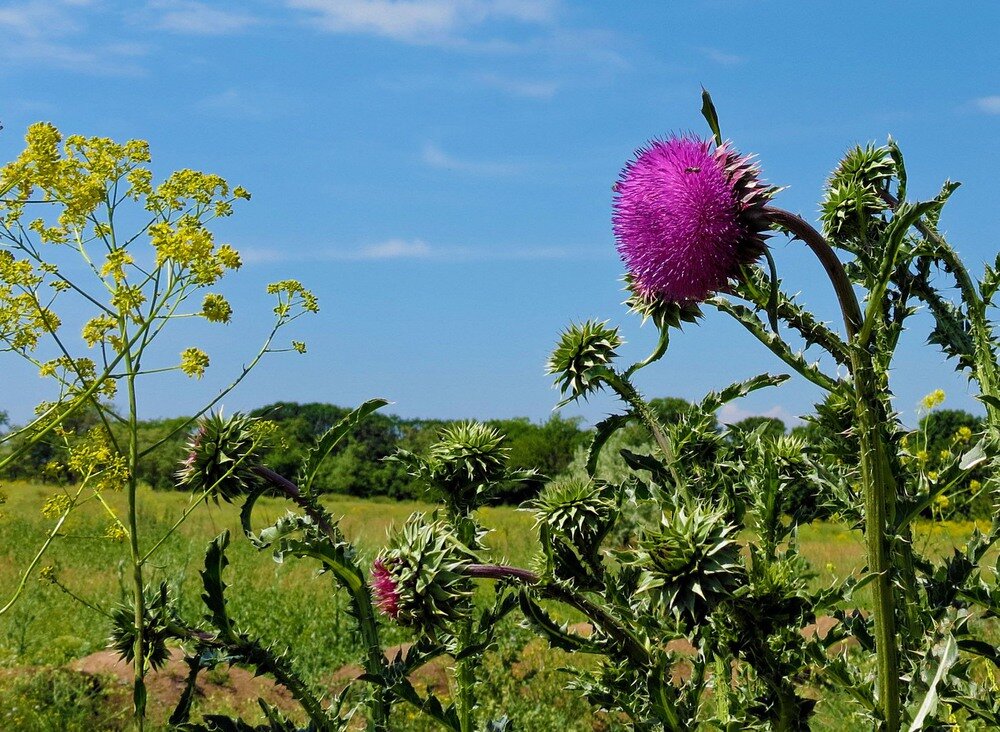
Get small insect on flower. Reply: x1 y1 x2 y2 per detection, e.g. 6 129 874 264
613 135 776 304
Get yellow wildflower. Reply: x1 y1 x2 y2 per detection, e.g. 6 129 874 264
180 347 210 378
921 389 946 410
200 293 232 324
41 493 71 519
104 523 129 543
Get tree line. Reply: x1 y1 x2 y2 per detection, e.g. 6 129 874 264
0 400 986 513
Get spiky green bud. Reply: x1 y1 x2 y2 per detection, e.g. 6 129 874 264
401 421 521 512
632 505 744 619
108 583 176 670
821 143 895 243
175 411 264 502
547 320 622 400
376 515 475 634
528 478 618 584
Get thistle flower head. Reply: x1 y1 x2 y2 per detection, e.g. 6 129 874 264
613 136 774 304
371 558 402 619
373 515 474 633
175 411 264 503
547 320 622 400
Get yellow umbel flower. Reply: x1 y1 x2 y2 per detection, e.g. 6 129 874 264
180 347 210 378
921 389 945 410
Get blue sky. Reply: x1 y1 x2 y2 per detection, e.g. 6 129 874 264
1 1 999 428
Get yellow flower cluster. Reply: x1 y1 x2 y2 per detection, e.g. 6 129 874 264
200 293 233 324
41 493 72 519
1 251 58 352
82 314 118 347
67 428 130 492
921 389 946 410
104 522 129 543
266 279 320 317
180 347 210 378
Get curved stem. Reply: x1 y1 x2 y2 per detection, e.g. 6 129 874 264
764 207 863 338
251 466 390 731
465 564 650 666
766 206 902 731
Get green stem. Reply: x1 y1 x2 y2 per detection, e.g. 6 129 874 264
251 466 390 731
602 370 685 499
767 207 902 731
123 343 146 730
465 564 650 667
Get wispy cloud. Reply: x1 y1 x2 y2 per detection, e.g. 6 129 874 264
148 1 261 35
700 47 746 66
241 239 591 264
197 88 282 119
971 96 1000 115
421 142 522 175
286 0 558 44
0 0 146 74
475 72 558 99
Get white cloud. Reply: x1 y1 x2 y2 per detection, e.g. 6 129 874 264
286 0 558 44
0 1 145 74
149 1 260 35
717 403 801 427
241 239 590 264
421 142 522 175
971 96 1000 115
475 73 558 99
700 47 745 66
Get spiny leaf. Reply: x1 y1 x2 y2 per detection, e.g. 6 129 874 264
201 531 234 640
298 398 389 494
700 88 723 146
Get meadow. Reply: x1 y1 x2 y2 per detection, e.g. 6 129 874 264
1 481 995 731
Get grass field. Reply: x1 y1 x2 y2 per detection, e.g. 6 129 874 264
0 481 995 730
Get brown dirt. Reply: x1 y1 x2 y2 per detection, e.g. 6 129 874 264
69 648 299 725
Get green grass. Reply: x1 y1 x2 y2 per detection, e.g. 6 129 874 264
0 481 996 730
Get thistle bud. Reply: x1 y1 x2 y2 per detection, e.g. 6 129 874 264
547 320 622 401
176 411 263 503
372 515 474 634
632 505 744 619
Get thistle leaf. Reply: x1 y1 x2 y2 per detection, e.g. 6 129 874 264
201 531 234 640
298 398 389 494
700 88 723 146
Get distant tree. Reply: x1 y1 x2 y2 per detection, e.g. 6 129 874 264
487 415 588 503
729 416 786 441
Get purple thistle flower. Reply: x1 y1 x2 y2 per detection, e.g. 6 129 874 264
613 136 774 303
371 559 401 620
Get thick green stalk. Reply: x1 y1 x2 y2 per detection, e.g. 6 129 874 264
767 208 902 730
123 347 146 730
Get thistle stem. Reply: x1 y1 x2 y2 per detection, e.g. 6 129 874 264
251 466 390 731
466 564 650 666
766 206 902 730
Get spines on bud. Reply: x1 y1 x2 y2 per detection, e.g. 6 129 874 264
547 320 622 401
